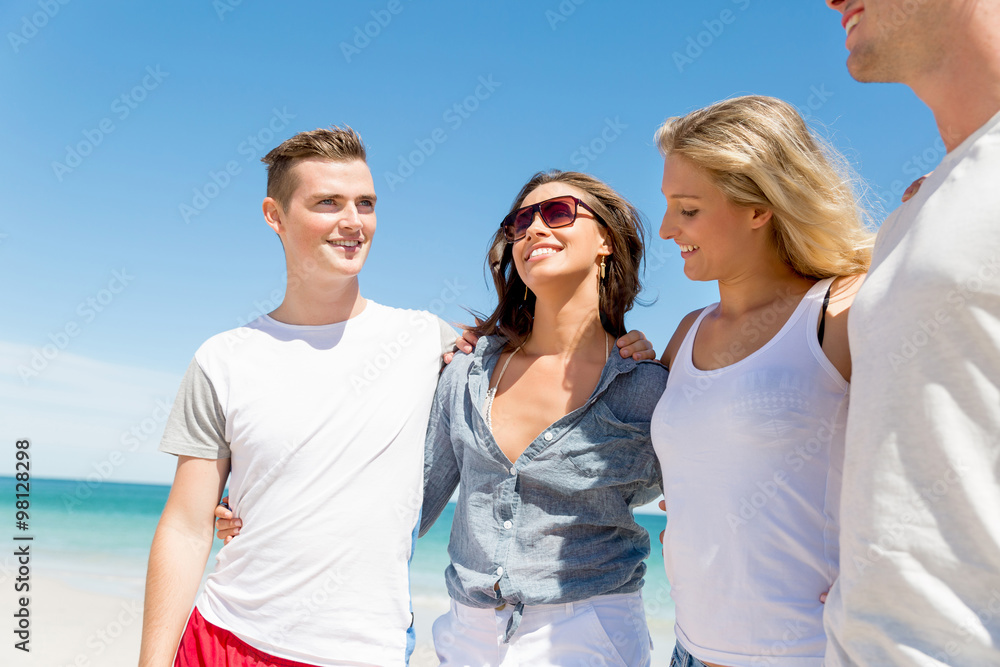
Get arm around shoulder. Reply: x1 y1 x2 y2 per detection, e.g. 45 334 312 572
138 455 230 667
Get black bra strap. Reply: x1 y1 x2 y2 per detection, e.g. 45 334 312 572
818 283 833 346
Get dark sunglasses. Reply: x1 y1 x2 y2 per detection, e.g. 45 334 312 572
500 195 600 242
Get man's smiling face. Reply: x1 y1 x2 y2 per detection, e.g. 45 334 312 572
266 158 377 282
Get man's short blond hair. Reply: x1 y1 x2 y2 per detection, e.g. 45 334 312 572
262 126 367 207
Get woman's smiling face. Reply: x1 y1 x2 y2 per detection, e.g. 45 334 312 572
512 182 611 291
659 153 765 283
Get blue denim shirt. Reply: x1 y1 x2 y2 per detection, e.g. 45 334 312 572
420 335 667 639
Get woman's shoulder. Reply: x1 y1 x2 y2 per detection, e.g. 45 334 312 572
601 357 669 423
819 272 867 381
821 273 866 344
661 307 709 370
624 358 669 388
439 334 506 382
828 273 866 308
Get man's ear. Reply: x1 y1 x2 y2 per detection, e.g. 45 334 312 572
750 207 773 230
263 197 284 235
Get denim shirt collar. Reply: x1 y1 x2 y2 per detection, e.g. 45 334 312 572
468 334 639 410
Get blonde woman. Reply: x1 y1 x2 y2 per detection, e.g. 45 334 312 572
650 96 873 667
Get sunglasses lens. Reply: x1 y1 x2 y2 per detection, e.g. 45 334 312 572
540 198 575 227
516 207 536 232
503 197 581 241
502 207 534 240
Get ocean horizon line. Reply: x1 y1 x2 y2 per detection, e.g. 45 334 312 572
0 474 172 489
1 476 665 516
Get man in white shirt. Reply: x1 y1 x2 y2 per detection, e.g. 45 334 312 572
137 127 456 667
822 2 1000 665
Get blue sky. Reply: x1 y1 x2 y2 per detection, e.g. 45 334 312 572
1 0 941 484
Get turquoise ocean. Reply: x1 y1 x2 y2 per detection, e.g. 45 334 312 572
2 476 675 626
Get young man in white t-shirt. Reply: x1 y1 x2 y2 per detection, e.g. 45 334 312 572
822 2 1000 665
137 127 456 667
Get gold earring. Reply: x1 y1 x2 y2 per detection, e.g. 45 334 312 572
524 284 528 300
599 257 606 280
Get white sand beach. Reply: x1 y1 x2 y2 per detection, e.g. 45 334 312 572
5 574 674 666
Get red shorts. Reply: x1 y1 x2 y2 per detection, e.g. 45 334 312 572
174 606 317 667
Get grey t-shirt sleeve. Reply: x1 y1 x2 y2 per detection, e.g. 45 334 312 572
159 358 231 459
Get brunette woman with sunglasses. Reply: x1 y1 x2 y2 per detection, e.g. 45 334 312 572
650 96 873 667
417 170 667 665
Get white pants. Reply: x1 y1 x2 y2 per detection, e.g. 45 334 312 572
431 591 652 667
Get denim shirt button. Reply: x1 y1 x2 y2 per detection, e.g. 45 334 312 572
508 467 515 476
503 520 512 530
496 566 504 576
543 432 553 441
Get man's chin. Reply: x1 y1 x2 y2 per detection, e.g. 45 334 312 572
328 249 371 274
846 48 901 84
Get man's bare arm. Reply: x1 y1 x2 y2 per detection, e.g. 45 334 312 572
138 456 230 667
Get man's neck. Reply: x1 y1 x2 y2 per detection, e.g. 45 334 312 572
269 275 367 326
912 19 1000 152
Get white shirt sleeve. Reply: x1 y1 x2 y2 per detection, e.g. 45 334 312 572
436 316 459 357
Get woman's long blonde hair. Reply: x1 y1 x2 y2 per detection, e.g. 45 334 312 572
655 95 874 278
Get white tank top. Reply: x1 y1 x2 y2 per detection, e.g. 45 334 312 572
651 278 847 667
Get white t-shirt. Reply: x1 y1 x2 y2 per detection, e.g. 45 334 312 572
159 301 456 667
652 278 847 667
824 111 1000 666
